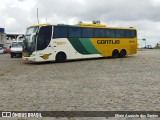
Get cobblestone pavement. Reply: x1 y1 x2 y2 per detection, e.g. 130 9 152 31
0 49 160 120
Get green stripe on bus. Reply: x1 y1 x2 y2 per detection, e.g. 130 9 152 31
79 38 100 54
68 38 90 54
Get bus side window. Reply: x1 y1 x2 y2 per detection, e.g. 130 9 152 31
124 30 131 38
68 27 81 38
82 28 94 38
116 30 125 38
54 26 68 38
106 29 116 38
94 29 105 38
130 30 136 38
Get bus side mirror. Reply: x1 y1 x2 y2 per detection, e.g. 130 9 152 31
9 46 11 49
36 32 38 37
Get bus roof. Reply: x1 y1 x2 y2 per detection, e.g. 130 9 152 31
29 23 51 28
76 23 106 28
28 23 136 30
76 23 136 30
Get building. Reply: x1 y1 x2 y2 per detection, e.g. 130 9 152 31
1 27 24 48
0 28 6 48
6 34 23 48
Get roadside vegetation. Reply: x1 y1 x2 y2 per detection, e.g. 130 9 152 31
154 43 160 49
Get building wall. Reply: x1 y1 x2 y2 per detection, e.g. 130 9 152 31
5 37 15 48
0 28 5 48
0 28 23 49
6 34 23 49
0 33 6 48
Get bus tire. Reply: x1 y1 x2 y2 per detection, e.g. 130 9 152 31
56 52 66 63
112 49 119 58
119 49 126 58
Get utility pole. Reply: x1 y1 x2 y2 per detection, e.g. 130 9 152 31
142 38 146 48
37 8 39 24
139 38 146 48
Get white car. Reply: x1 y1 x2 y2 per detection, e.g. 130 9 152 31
0 47 4 54
10 41 23 58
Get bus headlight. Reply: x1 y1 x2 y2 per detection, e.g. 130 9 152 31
30 54 35 57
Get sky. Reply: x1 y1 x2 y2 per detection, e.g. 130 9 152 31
0 0 160 47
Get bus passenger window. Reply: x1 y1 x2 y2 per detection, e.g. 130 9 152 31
68 27 81 38
82 28 94 38
130 30 136 38
106 29 116 38
54 26 68 38
116 30 124 38
124 30 131 38
94 29 105 38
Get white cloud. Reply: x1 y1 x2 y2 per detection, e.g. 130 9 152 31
5 18 16 28
0 0 160 46
151 0 160 7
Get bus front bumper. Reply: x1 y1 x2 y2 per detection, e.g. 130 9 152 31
22 57 36 61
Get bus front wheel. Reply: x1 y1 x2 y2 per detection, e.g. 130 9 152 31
56 52 66 63
112 49 119 58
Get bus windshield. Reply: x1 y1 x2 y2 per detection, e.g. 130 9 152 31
23 27 38 55
12 42 23 48
25 27 38 35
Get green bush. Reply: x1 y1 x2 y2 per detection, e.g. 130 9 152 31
154 46 160 49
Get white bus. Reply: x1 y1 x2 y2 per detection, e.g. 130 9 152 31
22 23 137 62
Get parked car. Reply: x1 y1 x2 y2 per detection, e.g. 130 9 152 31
3 47 11 53
145 45 153 49
0 47 4 54
10 40 23 58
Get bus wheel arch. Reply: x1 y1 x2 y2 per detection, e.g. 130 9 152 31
55 52 67 62
112 49 119 58
119 49 126 58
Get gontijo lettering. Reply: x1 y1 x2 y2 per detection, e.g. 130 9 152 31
97 40 120 44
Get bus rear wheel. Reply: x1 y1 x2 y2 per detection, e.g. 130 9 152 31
112 49 119 58
56 52 66 63
119 49 126 58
